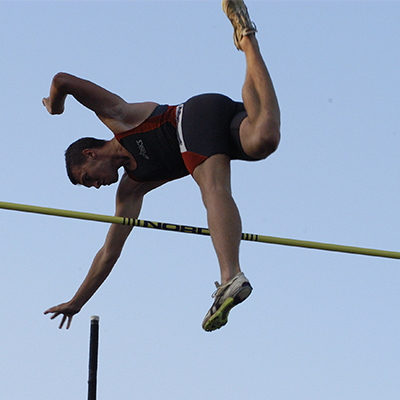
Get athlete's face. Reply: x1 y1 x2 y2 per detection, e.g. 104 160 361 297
76 156 119 189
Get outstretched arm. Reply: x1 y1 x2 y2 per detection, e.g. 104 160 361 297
42 72 158 133
44 175 166 329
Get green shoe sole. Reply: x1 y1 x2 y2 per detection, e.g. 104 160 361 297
203 297 235 332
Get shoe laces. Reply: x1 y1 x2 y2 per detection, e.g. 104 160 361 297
211 279 234 298
211 281 221 298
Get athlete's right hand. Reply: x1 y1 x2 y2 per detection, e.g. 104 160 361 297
44 301 81 329
42 96 65 115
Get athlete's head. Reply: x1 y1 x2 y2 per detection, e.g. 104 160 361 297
65 137 118 188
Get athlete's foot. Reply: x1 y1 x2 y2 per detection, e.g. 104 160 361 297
202 272 252 332
222 0 257 51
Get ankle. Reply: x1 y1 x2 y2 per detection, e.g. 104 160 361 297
240 33 257 51
221 268 241 285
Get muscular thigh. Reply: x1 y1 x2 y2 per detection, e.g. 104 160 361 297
192 154 233 204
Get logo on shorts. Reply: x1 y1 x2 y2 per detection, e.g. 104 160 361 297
136 140 149 160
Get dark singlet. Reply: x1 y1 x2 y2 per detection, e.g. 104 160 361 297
114 94 254 182
114 105 189 182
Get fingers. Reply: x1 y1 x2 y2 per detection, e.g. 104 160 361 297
42 97 49 110
44 306 73 329
42 97 55 114
59 315 67 329
42 97 64 115
43 307 59 317
58 315 73 329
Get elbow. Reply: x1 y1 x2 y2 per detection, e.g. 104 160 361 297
52 72 73 91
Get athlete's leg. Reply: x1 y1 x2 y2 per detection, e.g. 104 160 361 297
239 34 281 159
193 153 252 331
192 154 241 285
223 0 281 160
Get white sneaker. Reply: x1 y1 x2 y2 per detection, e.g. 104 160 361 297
202 272 252 331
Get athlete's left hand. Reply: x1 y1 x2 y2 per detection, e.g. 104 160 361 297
44 301 81 329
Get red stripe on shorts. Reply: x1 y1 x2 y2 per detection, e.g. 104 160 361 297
182 151 208 175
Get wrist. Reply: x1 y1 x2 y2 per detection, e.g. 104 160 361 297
68 298 83 313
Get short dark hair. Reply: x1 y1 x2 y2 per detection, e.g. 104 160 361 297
65 137 107 184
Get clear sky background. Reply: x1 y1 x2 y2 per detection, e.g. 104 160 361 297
1 1 399 399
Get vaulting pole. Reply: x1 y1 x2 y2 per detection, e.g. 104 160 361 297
88 316 99 400
0 200 399 260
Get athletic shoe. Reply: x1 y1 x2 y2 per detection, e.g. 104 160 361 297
202 271 252 331
222 0 257 51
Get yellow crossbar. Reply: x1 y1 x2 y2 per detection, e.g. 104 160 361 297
0 200 399 260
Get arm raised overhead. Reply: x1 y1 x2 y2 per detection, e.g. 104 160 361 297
43 72 158 133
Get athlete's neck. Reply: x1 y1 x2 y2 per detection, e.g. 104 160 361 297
110 138 137 171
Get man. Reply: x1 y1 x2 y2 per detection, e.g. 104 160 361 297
44 0 280 332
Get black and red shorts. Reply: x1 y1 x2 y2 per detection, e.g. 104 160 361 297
177 93 256 174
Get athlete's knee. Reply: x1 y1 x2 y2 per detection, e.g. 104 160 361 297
251 116 281 159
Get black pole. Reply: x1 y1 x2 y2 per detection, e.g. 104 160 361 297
88 316 99 400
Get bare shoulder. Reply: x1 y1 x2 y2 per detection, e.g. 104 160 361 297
127 101 160 116
118 101 160 130
98 101 160 134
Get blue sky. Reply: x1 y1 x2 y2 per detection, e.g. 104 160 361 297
1 1 399 399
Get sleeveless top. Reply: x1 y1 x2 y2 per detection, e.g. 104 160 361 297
114 105 189 182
